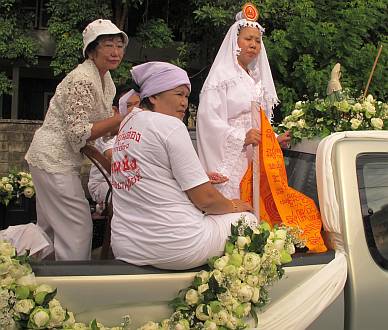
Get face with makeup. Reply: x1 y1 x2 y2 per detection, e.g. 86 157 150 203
236 26 261 71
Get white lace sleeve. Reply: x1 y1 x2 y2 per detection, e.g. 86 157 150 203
63 80 95 152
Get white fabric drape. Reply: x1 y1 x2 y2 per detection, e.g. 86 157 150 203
0 223 53 259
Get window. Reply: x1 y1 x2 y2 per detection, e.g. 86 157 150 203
282 149 319 208
357 153 388 269
22 0 49 29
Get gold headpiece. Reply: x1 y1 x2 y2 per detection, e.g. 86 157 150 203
242 3 259 21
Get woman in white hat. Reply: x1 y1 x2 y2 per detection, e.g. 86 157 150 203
196 5 291 200
25 19 128 260
111 61 257 270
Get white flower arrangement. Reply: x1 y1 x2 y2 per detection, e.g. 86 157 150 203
143 216 305 329
0 216 304 329
0 240 131 330
0 171 35 206
276 91 388 145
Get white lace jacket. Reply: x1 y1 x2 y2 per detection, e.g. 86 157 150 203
25 59 115 174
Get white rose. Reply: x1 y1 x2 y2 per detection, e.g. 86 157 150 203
214 255 229 271
30 307 50 328
1 177 9 184
139 321 159 330
371 118 383 130
237 266 247 281
236 236 251 250
196 270 210 283
274 239 285 251
14 299 35 314
19 177 29 187
275 229 287 240
295 101 303 109
210 269 223 283
246 274 259 287
185 288 199 305
63 311 76 327
159 319 170 330
48 305 66 327
204 320 218 330
23 187 35 198
226 315 239 330
285 121 297 129
364 102 376 117
243 252 261 273
4 184 13 192
72 323 89 330
197 283 209 295
366 94 374 103
16 273 37 289
285 242 296 255
292 109 304 117
212 309 229 326
353 103 362 112
195 304 211 321
0 242 16 257
251 287 261 303
237 284 253 302
175 319 190 330
350 118 362 130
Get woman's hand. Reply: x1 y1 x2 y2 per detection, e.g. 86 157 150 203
244 128 261 146
277 131 292 148
207 172 229 184
230 199 253 213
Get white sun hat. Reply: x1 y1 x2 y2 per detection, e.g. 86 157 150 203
82 18 129 57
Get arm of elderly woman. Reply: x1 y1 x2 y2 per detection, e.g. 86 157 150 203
88 112 122 141
63 80 123 150
186 182 252 215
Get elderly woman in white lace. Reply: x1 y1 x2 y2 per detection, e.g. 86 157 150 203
196 8 291 199
25 19 128 260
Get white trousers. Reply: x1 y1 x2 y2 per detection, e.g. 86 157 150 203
30 166 92 260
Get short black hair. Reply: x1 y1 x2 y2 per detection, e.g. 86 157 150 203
84 33 124 59
139 97 154 111
113 85 130 107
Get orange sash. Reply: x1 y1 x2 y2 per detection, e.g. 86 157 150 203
240 109 327 253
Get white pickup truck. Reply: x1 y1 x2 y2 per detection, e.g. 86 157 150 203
32 131 388 329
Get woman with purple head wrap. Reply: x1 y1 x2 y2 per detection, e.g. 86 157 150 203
111 61 257 270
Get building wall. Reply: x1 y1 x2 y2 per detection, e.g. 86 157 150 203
0 119 92 197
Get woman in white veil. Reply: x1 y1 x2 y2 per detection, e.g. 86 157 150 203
196 4 291 199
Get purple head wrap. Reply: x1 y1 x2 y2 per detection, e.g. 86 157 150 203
118 89 137 116
130 62 191 100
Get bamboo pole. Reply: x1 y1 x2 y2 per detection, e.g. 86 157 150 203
363 44 383 98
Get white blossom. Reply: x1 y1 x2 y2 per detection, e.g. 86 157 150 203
195 304 211 321
14 299 34 314
371 118 383 130
350 118 362 130
237 284 253 302
185 289 199 305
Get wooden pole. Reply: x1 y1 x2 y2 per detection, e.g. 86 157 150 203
251 101 261 220
363 44 383 98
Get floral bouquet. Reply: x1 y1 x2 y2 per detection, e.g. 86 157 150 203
0 171 35 206
138 217 305 330
276 91 388 145
0 240 131 330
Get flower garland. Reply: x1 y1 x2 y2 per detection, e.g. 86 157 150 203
0 217 303 329
0 171 35 206
276 91 388 145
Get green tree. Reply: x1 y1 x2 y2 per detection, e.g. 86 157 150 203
0 0 39 95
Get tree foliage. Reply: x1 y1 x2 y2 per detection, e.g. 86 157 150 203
0 0 386 112
0 0 39 95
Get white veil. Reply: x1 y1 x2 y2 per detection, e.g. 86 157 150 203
200 16 279 118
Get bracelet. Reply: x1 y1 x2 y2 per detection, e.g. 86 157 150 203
231 200 238 212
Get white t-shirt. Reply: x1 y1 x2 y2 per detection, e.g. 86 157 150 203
111 109 211 266
87 137 115 204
